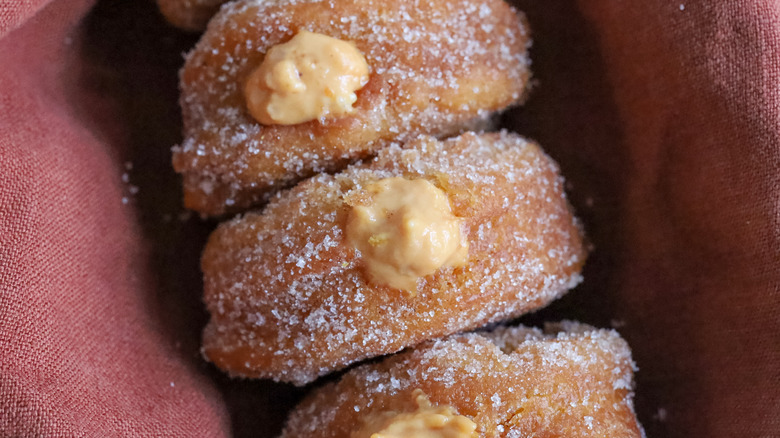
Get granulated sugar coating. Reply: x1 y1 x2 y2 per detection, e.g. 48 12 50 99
173 0 532 215
280 322 644 437
201 132 587 385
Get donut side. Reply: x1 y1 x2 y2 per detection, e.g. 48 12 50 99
280 322 644 437
201 132 587 384
173 0 532 215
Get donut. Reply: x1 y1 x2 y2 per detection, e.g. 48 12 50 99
201 132 587 384
173 0 532 215
157 0 226 32
280 322 644 437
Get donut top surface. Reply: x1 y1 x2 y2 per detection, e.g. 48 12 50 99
201 132 587 384
244 30 370 125
174 0 531 214
345 177 468 292
280 322 643 437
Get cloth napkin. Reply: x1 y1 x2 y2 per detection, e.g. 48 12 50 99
1 0 777 436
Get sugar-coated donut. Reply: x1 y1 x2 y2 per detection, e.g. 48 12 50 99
201 132 586 385
157 0 226 32
173 0 532 215
280 322 644 437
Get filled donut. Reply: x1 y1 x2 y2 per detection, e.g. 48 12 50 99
280 322 644 437
157 0 227 32
173 0 532 215
201 132 587 384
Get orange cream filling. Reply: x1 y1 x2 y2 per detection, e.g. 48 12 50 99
346 177 468 291
353 390 477 438
244 30 369 125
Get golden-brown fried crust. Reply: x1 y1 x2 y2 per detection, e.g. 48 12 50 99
174 0 532 215
200 132 587 385
280 322 644 438
156 0 226 32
